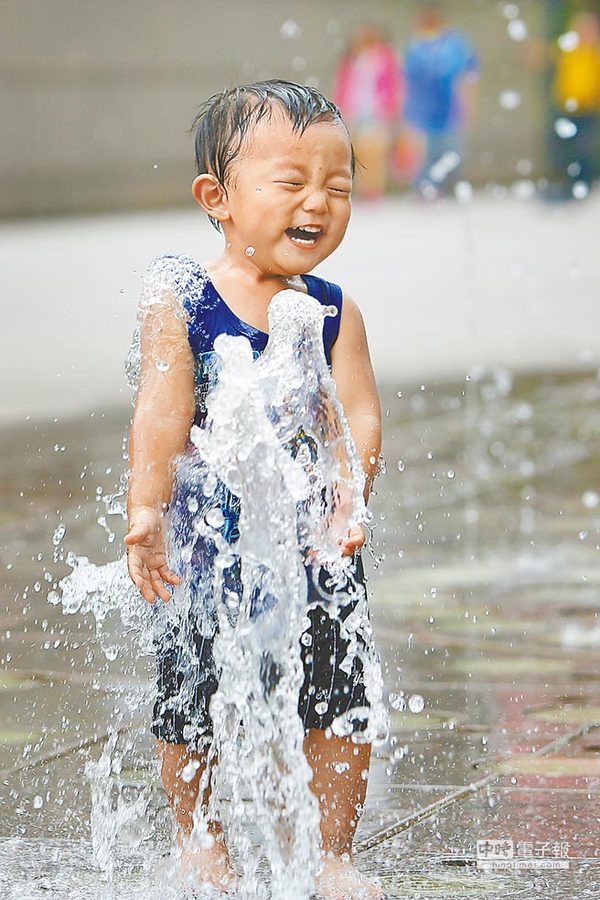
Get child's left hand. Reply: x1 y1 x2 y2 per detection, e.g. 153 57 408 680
339 524 366 557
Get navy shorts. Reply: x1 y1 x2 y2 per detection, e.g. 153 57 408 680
151 555 370 745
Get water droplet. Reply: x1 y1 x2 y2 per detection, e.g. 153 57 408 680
153 163 158 169
554 118 577 139
181 546 193 564
567 162 582 177
512 179 536 200
507 18 527 41
315 701 329 716
397 460 405 472
244 246 256 257
187 497 199 514
300 632 312 647
429 151 460 183
502 3 519 18
205 507 225 529
332 761 350 774
558 30 579 52
33 795 44 809
454 181 473 203
389 692 406 711
181 760 200 783
52 524 66 546
516 159 532 175
104 645 119 661
324 304 338 318
408 694 425 713
582 491 599 509
499 90 521 110
572 181 589 200
202 472 218 497
280 19 301 39
155 358 170 372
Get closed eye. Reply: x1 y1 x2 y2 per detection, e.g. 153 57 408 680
329 187 351 195
275 182 304 189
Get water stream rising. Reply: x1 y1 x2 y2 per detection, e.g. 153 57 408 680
51 288 387 898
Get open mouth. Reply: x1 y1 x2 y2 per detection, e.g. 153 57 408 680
285 225 323 247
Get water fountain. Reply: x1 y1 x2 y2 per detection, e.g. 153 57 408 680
47 288 387 898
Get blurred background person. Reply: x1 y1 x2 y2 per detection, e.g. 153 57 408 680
333 23 403 200
401 1 480 197
550 10 600 198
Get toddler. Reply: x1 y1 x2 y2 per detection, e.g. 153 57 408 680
125 80 383 899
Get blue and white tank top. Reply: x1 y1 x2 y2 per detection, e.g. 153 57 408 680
143 254 343 426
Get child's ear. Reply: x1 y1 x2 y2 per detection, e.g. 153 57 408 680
191 174 230 223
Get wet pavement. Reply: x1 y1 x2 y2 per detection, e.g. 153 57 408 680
1 370 600 898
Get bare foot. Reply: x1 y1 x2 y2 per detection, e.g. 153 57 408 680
178 834 239 895
315 854 384 900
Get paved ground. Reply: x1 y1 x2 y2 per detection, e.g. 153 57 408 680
1 368 599 897
2 192 600 424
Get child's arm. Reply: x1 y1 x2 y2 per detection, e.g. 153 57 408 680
331 293 382 557
125 297 195 603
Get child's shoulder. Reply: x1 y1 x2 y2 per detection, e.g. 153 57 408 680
141 253 209 308
301 273 347 360
143 252 204 286
303 271 344 309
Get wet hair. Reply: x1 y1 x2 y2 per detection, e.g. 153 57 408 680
189 79 355 231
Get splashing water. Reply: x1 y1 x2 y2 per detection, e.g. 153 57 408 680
86 731 154 882
52 287 387 897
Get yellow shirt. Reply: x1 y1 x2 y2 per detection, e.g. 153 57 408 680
553 46 600 113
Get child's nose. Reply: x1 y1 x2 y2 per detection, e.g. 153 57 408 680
302 187 328 213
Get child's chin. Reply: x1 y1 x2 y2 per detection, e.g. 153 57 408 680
275 247 325 275
283 258 320 276
271 261 313 278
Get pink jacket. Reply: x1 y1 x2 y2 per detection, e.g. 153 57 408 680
334 43 403 124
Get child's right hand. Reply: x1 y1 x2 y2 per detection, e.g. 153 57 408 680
124 506 180 604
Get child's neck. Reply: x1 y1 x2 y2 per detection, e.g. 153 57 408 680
203 254 307 334
205 250 302 295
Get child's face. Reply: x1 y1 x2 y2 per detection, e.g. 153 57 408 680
220 112 353 276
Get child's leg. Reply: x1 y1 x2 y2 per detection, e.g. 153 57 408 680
157 739 237 891
304 729 369 855
158 739 212 837
304 729 383 899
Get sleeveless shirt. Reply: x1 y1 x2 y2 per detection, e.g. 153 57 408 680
143 254 344 546
143 254 343 426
